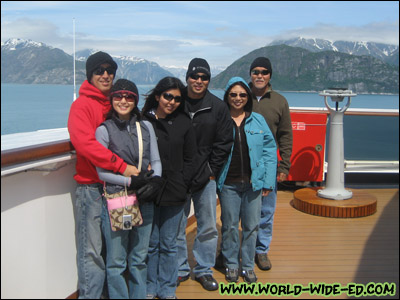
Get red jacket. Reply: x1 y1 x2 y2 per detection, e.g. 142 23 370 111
68 80 127 184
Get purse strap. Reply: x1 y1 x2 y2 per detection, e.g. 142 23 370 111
136 121 143 171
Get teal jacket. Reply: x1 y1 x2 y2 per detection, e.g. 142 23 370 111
217 112 277 192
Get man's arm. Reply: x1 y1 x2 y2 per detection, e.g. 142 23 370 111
68 104 129 175
276 100 292 176
209 102 233 177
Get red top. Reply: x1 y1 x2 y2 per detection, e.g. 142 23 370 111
68 80 127 184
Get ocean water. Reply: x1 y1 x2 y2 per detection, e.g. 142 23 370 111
1 83 399 160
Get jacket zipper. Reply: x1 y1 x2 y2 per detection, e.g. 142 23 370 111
188 107 211 120
237 123 245 183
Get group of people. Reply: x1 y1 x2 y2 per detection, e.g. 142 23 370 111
68 51 293 299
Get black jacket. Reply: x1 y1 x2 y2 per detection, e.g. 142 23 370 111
144 111 197 206
184 90 233 192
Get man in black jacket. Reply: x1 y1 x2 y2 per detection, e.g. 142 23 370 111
176 58 233 291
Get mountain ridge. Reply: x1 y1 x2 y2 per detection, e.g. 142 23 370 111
1 38 174 85
210 44 399 94
268 37 399 66
1 37 399 94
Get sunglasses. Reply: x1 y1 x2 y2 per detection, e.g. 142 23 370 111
93 66 116 76
111 92 137 103
229 93 248 98
163 92 182 103
251 69 270 76
190 74 210 81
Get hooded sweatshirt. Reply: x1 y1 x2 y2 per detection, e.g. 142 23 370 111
68 80 127 184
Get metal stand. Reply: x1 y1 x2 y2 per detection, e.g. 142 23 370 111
317 89 356 200
292 88 377 218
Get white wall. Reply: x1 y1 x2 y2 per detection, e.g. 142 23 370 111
1 159 78 299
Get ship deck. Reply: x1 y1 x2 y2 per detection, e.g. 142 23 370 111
176 187 399 299
1 123 398 298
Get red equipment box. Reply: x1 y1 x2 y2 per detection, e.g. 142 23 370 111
278 112 328 182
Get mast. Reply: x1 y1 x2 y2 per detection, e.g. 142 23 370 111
73 18 77 101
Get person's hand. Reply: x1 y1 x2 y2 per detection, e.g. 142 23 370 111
123 164 140 177
277 172 287 182
129 170 154 190
262 189 271 197
137 176 165 203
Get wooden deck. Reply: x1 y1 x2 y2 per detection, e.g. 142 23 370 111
176 188 399 299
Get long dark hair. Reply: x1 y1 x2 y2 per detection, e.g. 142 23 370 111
142 77 185 116
223 81 253 113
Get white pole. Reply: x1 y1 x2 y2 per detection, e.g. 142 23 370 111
317 89 356 200
73 18 77 101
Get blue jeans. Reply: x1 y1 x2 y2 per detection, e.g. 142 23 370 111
147 205 184 298
176 180 218 277
74 183 105 299
102 200 154 299
256 180 277 254
219 182 262 271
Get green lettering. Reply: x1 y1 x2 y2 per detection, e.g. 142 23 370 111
270 284 278 295
309 282 323 295
383 282 396 296
332 283 341 295
294 284 303 296
325 284 333 296
258 283 270 295
278 285 286 295
367 283 375 294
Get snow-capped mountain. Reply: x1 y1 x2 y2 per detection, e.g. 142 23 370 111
269 37 398 66
163 65 226 83
1 38 47 51
76 49 173 84
1 38 86 84
2 37 398 93
1 39 174 85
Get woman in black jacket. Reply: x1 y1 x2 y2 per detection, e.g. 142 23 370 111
142 77 197 299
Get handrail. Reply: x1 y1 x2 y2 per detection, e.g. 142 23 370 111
1 110 398 168
290 107 399 117
1 139 75 167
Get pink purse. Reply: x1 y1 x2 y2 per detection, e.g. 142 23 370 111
104 185 143 231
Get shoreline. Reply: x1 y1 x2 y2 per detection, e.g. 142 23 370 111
1 83 399 96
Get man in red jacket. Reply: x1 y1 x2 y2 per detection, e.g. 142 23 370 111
68 51 138 298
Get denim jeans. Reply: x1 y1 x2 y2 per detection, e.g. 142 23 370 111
219 182 262 271
102 200 154 299
147 205 184 298
176 195 191 278
256 179 277 254
176 180 218 277
74 183 105 299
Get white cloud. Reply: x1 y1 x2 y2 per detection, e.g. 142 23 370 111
1 17 69 49
273 21 399 45
1 15 398 69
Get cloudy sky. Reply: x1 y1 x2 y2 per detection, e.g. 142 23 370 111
1 1 398 68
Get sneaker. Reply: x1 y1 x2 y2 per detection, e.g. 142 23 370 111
176 274 190 287
225 268 239 282
255 253 272 270
195 274 218 291
146 295 156 299
241 269 257 283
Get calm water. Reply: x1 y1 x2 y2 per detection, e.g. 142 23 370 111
1 83 399 160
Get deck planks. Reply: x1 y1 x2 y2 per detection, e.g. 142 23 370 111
176 188 399 299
